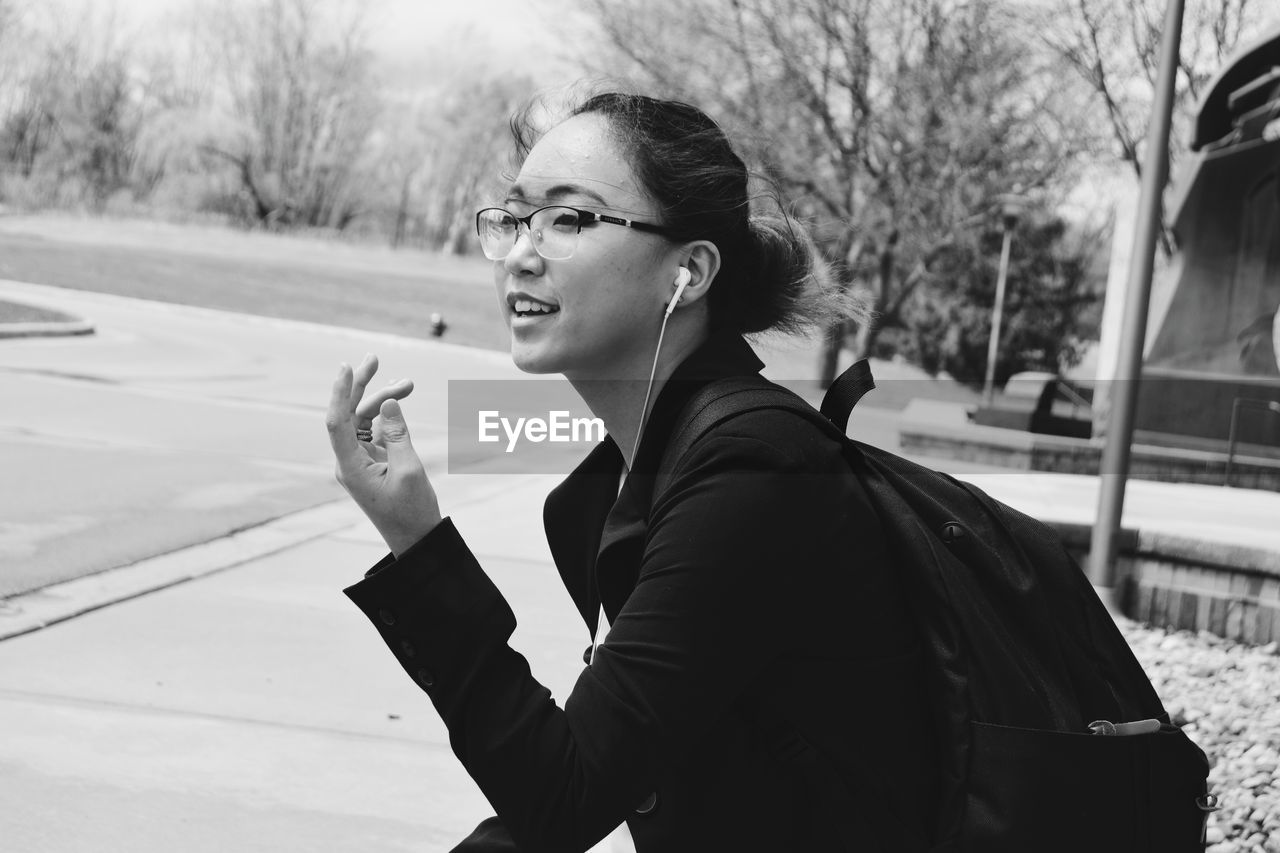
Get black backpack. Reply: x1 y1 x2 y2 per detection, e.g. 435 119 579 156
660 360 1215 853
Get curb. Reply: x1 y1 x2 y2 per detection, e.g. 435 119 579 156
0 319 95 339
1048 520 1280 575
0 292 96 339
0 500 361 642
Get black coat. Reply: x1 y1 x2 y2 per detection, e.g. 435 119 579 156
345 332 938 852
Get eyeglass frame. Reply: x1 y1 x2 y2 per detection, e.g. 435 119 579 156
474 204 679 261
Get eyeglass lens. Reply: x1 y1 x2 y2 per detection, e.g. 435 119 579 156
477 207 582 261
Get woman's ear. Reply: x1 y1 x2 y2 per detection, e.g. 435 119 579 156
672 240 720 308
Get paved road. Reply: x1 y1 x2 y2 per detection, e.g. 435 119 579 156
0 279 518 598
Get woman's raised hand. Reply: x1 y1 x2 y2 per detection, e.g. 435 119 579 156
326 353 441 557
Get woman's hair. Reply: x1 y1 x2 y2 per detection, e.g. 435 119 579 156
509 89 862 336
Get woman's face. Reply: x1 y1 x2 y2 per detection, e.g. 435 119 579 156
493 112 676 379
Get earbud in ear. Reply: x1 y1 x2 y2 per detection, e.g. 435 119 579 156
666 267 692 318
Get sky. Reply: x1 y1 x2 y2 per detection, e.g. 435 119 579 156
34 0 587 87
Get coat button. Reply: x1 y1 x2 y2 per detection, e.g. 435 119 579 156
378 608 397 626
415 668 435 689
941 522 965 543
582 645 593 665
634 791 658 815
400 639 416 658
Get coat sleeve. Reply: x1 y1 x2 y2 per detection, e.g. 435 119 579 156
449 815 518 852
343 425 847 853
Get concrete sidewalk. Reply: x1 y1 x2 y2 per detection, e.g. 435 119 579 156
0 470 582 853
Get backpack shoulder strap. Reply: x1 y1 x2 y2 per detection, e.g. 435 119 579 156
661 359 877 478
662 380 821 468
820 358 877 432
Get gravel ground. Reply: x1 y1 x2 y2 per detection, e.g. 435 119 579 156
1118 617 1280 852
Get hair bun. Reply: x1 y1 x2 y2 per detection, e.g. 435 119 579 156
713 213 858 335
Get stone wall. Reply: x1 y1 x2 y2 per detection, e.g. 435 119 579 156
1054 522 1280 644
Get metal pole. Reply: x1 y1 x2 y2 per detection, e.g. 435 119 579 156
1087 0 1186 602
1225 398 1248 488
983 226 1015 408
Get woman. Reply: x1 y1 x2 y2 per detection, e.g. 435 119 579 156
325 92 937 852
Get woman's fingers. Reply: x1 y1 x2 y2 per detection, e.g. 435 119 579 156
376 397 417 465
350 353 379 424
357 378 415 425
324 360 441 555
326 362 359 460
329 357 412 460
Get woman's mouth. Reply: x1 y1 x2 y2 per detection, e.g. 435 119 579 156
513 299 559 317
508 294 561 320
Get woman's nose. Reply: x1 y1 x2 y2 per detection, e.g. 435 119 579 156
503 224 544 275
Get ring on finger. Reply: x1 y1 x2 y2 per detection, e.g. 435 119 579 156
355 427 373 442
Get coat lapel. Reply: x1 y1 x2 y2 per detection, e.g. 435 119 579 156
543 437 623 630
595 473 653 621
543 332 768 630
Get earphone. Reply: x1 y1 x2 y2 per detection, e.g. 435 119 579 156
666 267 692 318
627 266 694 473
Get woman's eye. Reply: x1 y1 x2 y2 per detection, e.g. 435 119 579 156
484 213 516 233
550 212 579 230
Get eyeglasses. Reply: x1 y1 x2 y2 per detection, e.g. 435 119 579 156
474 205 675 261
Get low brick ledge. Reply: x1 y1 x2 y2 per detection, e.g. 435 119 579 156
898 412 1280 491
1051 520 1280 644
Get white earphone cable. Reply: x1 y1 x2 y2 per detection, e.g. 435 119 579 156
627 269 687 472
595 308 669 667
627 309 672 473
593 281 680 668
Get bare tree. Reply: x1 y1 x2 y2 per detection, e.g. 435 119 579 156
431 77 537 254
0 0 16 86
0 4 143 209
1 76 58 181
1046 0 1275 174
363 72 535 252
1039 0 1280 252
197 0 381 230
585 0 1091 380
369 94 433 248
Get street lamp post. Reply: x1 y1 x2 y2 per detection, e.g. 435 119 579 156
1087 0 1186 605
982 194 1028 408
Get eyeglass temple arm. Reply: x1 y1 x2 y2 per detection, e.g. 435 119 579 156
589 212 672 236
